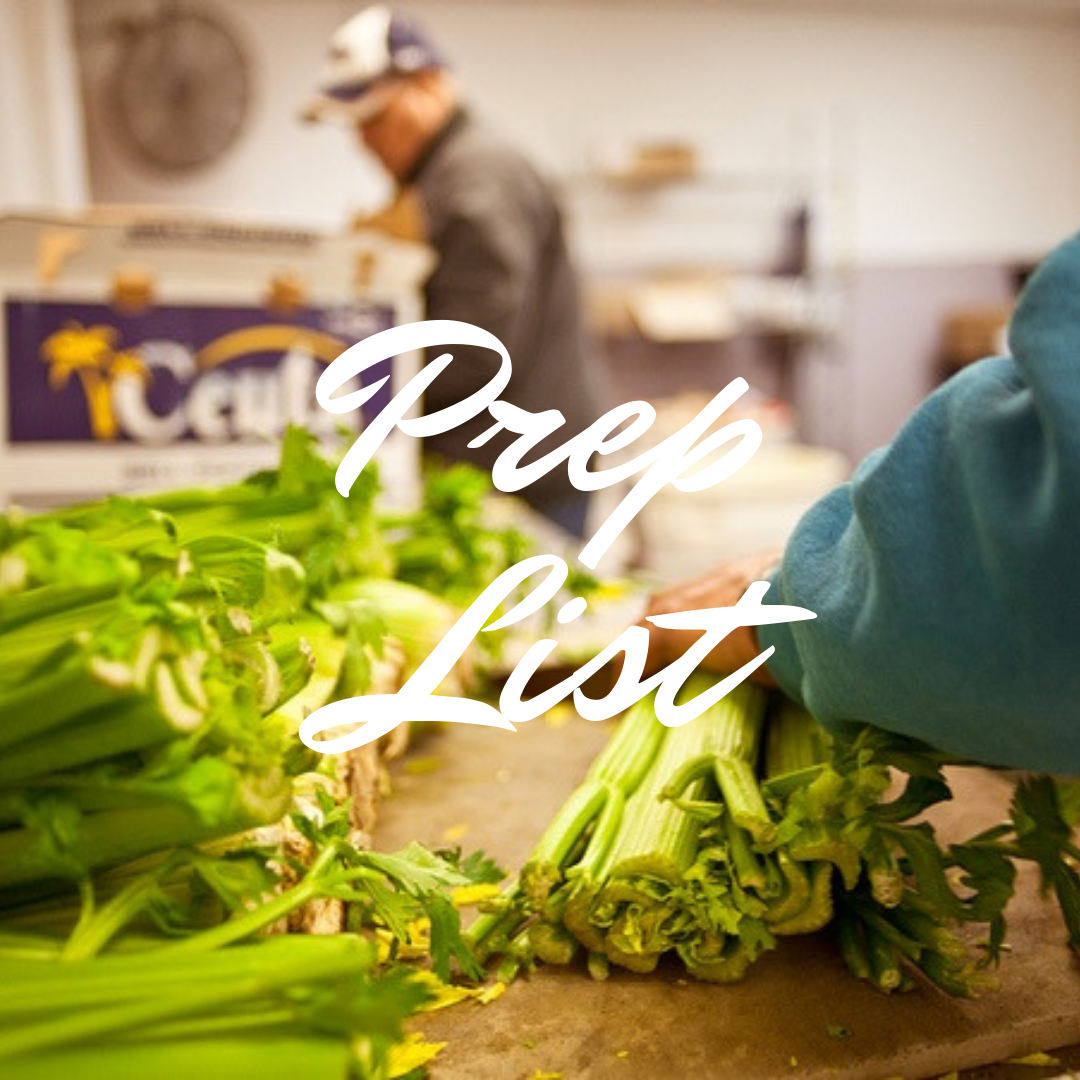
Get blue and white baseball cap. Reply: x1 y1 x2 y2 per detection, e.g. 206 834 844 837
302 6 447 123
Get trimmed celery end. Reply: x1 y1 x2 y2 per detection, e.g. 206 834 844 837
678 938 755 984
0 662 204 788
0 652 137 751
0 769 291 890
603 937 660 974
770 863 834 936
586 950 610 981
788 824 862 891
865 924 905 992
836 909 873 982
563 882 607 953
764 853 812 925
529 921 579 965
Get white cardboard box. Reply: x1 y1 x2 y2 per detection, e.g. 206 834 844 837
0 212 434 507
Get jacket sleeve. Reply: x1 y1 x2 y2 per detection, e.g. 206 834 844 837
758 231 1080 774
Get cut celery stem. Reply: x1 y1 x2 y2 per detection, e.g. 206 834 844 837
0 770 290 890
0 652 136 752
0 1035 351 1080
0 945 371 1060
0 669 202 788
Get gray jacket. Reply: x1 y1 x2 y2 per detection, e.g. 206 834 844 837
409 110 600 528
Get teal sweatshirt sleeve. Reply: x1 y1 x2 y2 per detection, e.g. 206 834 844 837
757 230 1080 774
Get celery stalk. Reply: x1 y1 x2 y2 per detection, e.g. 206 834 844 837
0 1036 351 1080
0 666 204 788
0 770 291 890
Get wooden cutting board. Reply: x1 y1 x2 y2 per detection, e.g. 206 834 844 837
374 716 1080 1080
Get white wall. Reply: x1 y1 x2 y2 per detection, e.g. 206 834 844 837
75 0 1080 268
1 0 88 211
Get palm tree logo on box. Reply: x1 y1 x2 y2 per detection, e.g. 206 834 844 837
40 323 146 440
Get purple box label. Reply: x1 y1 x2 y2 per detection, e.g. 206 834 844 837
4 299 393 445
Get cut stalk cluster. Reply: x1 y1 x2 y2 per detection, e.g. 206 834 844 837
469 682 1056 996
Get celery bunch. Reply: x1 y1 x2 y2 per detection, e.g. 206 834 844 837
469 681 1080 996
0 428 525 1077
0 428 473 909
0 519 305 896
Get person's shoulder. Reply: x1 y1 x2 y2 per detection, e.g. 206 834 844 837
435 115 553 200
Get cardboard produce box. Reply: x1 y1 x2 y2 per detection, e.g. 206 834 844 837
0 212 434 507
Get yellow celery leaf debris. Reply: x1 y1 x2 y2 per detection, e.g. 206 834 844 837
531 1073 564 1080
412 972 481 1012
452 882 503 907
388 1033 446 1077
476 981 506 1004
442 822 470 842
403 756 443 776
1006 1053 1061 1067
375 918 430 963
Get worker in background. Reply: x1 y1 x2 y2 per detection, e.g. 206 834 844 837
303 6 601 537
641 229 1080 776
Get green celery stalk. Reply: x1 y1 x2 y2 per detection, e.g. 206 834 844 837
0 769 291 891
0 1035 351 1080
765 698 827 780
0 599 122 682
0 651 137 752
0 662 205 788
0 581 123 638
520 694 668 898
0 935 364 1011
661 682 773 842
0 938 374 1059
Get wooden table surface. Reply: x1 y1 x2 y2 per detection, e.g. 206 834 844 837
375 715 1080 1080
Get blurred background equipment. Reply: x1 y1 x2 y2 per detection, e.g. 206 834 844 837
105 1 253 174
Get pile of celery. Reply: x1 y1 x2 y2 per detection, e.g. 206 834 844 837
469 679 1080 996
3 430 390 895
0 797 499 1078
0 428 533 895
0 428 523 1077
